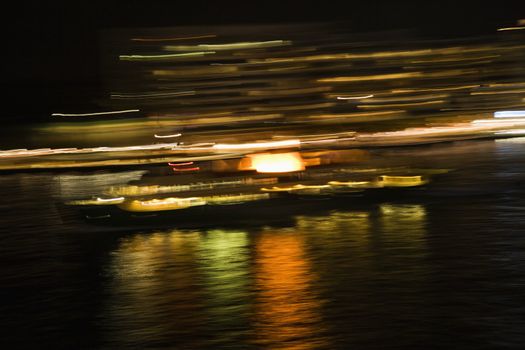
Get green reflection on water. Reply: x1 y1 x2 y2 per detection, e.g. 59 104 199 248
196 229 252 346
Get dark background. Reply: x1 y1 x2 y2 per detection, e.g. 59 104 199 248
3 0 524 121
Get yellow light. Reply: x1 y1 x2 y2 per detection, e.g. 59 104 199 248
497 26 525 31
163 40 291 51
357 100 446 109
378 175 428 187
118 197 206 212
337 94 374 100
213 139 300 151
248 152 305 173
328 180 374 188
205 193 269 205
67 197 125 206
317 72 422 83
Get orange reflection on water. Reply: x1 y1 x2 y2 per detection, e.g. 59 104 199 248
253 231 328 349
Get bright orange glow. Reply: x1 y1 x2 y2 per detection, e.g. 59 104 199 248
248 152 305 173
253 232 325 349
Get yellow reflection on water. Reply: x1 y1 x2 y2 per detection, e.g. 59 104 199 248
379 204 428 250
104 231 206 347
253 230 327 349
296 211 371 241
295 211 372 266
380 203 426 221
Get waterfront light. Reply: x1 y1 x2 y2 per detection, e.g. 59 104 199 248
248 152 305 173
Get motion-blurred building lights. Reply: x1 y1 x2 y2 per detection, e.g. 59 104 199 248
249 152 305 173
494 111 525 118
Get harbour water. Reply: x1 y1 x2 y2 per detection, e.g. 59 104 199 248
1 138 525 348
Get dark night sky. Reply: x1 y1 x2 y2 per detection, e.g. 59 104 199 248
3 0 524 121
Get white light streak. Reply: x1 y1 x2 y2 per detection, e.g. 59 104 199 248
212 139 300 150
497 26 525 31
494 111 525 118
96 197 125 202
154 133 182 139
119 52 215 61
495 129 525 135
51 109 140 117
337 94 374 100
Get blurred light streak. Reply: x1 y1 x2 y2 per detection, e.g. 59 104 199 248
118 193 270 212
212 139 300 151
364 94 449 103
96 197 125 203
378 175 428 187
131 34 217 41
495 129 525 135
391 85 479 93
317 72 422 82
119 52 215 61
168 162 194 166
111 91 195 99
471 118 525 125
337 94 374 100
495 136 525 143
247 86 331 96
494 111 525 118
154 133 182 138
250 102 335 112
169 161 200 172
152 66 238 77
488 82 525 88
172 167 200 172
205 193 269 205
6 24 525 172
163 40 291 51
51 109 140 117
119 197 206 211
305 110 404 121
328 180 374 188
357 100 446 109
107 177 278 197
261 184 330 192
0 142 179 158
249 48 440 64
68 197 126 206
497 26 525 31
471 89 525 95
409 54 500 64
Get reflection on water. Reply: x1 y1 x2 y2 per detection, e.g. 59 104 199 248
253 229 327 349
197 230 252 347
2 140 525 348
102 227 329 349
98 205 430 348
379 203 427 253
291 204 432 348
103 231 206 348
